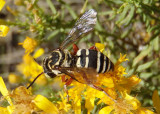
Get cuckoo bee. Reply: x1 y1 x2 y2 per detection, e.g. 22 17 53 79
27 9 115 101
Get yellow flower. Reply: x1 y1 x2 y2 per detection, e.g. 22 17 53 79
0 77 58 114
0 25 9 37
99 92 154 113
117 75 141 95
0 77 59 113
17 48 46 86
84 87 96 113
67 81 86 114
9 86 36 114
34 95 59 114
19 36 37 54
0 77 14 114
57 92 71 112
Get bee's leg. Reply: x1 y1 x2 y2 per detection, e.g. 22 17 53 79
72 44 79 55
61 75 67 82
77 69 117 103
89 46 98 51
89 84 117 103
54 66 79 82
53 66 78 102
62 76 73 102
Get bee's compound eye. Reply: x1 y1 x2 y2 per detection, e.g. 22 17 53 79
49 51 60 66
45 72 56 78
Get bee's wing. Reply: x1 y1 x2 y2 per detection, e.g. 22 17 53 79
60 9 97 49
72 67 99 84
61 67 99 84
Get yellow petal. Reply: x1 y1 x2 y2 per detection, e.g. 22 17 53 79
7 106 14 114
99 106 113 114
128 75 141 87
0 107 9 114
0 0 5 11
136 107 154 114
85 97 95 113
95 43 105 52
34 95 58 114
119 53 128 63
0 77 13 105
152 90 160 114
57 92 71 112
73 97 81 114
124 93 141 110
0 25 9 37
33 48 44 58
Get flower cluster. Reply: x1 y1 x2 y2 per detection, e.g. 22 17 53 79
17 37 47 86
0 37 157 113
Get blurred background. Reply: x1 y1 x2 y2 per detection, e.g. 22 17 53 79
0 0 160 108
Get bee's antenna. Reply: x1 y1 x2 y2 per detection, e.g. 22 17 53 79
27 72 44 89
33 58 41 65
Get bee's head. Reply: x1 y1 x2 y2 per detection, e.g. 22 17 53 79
42 49 63 78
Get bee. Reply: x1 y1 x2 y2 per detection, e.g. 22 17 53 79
27 9 115 102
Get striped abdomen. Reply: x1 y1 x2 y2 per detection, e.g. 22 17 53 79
75 49 114 73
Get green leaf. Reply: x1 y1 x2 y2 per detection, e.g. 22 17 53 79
149 24 160 32
46 0 57 14
137 60 155 72
116 4 130 25
65 5 77 19
80 0 88 14
47 30 59 40
132 45 152 67
150 30 160 41
140 72 153 79
121 27 131 38
153 37 159 51
119 5 135 26
95 21 104 31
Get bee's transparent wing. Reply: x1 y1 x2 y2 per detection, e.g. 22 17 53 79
60 9 97 49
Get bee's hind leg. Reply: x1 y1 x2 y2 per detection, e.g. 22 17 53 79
89 84 117 103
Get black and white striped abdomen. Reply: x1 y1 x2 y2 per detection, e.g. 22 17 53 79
75 49 114 73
